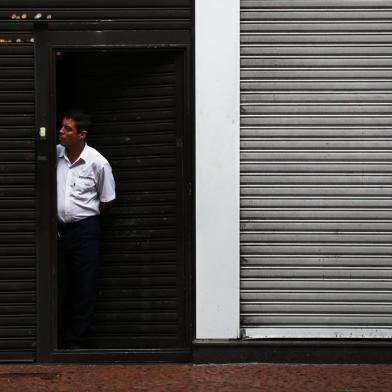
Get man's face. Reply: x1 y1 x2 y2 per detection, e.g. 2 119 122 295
59 117 86 148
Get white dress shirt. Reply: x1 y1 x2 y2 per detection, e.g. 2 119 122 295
57 143 116 223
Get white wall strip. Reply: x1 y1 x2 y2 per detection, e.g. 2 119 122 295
195 0 240 339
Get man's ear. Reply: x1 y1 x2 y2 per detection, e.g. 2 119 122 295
80 130 87 140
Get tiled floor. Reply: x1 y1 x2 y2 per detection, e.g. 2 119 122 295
0 364 391 391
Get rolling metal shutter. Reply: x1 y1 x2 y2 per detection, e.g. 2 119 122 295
240 0 392 338
57 51 186 349
0 0 191 360
0 41 36 360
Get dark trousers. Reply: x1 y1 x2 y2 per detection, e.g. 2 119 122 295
57 215 101 348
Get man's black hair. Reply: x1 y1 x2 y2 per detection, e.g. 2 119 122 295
64 109 92 133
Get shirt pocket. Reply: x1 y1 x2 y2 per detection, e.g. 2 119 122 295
75 175 96 195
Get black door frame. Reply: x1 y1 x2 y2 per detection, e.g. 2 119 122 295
35 29 193 363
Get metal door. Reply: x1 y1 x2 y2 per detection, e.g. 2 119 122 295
35 30 192 362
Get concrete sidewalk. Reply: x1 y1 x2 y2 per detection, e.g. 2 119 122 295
0 363 391 392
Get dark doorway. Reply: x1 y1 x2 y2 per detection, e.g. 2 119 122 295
32 28 193 362
54 51 189 350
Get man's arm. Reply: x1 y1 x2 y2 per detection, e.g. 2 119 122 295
97 162 116 212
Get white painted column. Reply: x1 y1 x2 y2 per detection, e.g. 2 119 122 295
195 0 240 339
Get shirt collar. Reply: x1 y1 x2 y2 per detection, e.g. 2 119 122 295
79 143 89 163
58 143 89 165
57 145 65 158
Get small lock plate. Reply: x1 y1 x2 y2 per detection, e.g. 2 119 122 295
39 127 46 139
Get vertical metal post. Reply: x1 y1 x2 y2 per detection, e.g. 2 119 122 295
34 24 56 362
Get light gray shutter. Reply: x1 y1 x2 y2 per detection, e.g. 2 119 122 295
240 0 392 338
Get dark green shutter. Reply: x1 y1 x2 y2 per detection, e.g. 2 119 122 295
57 51 187 349
0 42 36 361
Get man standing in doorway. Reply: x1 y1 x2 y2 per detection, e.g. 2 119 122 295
57 109 116 349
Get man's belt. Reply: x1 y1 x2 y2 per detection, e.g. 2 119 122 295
58 216 98 232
